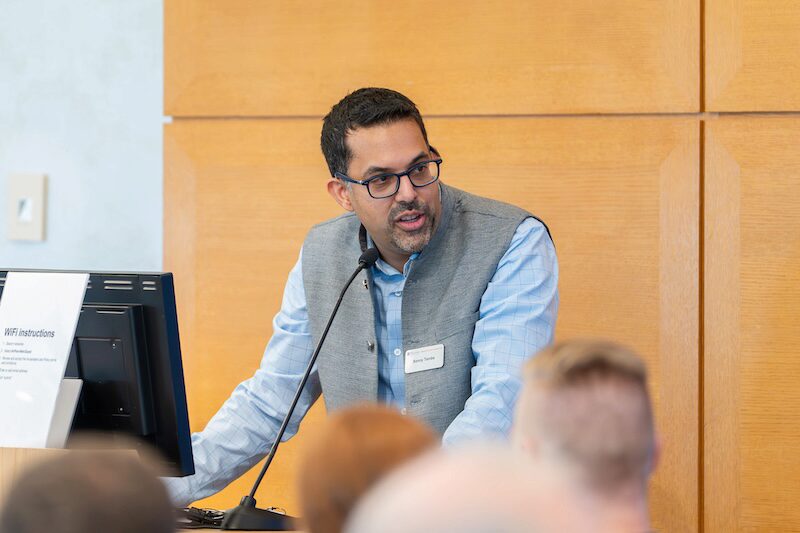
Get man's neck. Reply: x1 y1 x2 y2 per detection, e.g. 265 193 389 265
374 246 412 274
383 255 410 273
532 462 651 532
582 488 651 533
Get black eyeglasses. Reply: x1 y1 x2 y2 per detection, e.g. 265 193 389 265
334 158 443 199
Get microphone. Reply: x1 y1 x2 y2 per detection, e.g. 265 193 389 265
221 248 379 530
358 247 379 268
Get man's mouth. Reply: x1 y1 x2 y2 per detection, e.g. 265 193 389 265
394 211 427 232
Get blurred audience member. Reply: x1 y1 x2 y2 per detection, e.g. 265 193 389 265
345 444 591 533
512 339 658 532
0 443 174 533
297 404 437 533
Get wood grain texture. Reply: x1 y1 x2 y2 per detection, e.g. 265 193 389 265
0 448 67 506
704 117 800 532
706 0 800 111
164 117 699 530
429 117 700 533
164 120 337 512
164 0 699 116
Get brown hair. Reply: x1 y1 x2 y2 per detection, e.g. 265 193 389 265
0 448 174 533
520 339 655 493
297 404 437 533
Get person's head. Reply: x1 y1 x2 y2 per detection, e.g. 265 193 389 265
345 444 592 533
0 449 174 533
322 88 442 270
513 339 658 499
297 403 437 533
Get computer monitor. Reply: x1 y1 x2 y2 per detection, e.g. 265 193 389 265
0 270 194 476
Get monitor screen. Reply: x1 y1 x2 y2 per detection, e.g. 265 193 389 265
0 270 194 476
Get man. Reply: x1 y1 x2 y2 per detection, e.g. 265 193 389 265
1 448 174 533
512 339 659 532
164 87 559 505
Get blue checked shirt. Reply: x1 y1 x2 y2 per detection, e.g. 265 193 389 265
164 217 558 506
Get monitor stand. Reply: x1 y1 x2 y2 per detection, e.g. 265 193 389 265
45 378 82 448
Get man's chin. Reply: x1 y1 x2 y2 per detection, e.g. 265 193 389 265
392 231 432 255
389 215 436 254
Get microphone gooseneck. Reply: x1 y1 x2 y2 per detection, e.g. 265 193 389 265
221 249 378 530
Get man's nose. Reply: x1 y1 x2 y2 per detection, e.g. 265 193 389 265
394 174 418 203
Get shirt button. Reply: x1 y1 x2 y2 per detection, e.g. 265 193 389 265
393 291 402 297
400 408 407 415
393 348 402 356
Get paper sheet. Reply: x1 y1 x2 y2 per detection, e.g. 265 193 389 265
0 272 88 448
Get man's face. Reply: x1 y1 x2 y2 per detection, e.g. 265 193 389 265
327 119 442 269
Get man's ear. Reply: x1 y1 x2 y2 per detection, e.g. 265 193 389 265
519 435 539 458
327 178 354 212
511 420 538 457
649 433 662 475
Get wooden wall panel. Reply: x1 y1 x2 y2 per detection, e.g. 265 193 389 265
431 117 699 533
706 0 800 111
164 120 338 511
165 0 699 116
704 117 800 532
164 117 699 530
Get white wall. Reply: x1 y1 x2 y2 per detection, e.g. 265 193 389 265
0 0 162 271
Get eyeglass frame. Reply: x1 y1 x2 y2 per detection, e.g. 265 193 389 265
333 157 443 199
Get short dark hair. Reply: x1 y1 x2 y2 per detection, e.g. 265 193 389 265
321 88 429 177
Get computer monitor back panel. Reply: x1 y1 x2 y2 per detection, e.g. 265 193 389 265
0 271 194 476
67 304 155 437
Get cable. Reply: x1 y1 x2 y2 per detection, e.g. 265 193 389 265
176 507 225 529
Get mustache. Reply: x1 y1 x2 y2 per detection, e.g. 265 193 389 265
389 200 428 221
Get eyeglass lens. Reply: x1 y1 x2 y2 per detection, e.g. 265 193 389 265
367 161 440 198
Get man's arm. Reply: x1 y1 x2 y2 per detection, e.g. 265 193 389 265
162 250 320 507
442 217 559 445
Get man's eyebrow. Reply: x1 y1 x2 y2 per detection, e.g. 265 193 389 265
363 151 429 177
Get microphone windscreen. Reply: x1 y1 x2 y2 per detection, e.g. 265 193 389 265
358 248 380 268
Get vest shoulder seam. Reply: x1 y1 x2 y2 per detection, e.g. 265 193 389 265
453 199 531 221
308 212 358 232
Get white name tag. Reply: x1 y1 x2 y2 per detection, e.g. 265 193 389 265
404 344 445 374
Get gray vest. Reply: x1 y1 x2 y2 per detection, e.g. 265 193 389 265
301 184 535 434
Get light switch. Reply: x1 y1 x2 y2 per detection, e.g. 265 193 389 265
6 174 47 241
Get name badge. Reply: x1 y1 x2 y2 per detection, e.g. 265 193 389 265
405 344 445 374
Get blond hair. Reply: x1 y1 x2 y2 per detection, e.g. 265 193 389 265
519 339 655 493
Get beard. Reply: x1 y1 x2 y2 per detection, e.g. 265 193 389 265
387 200 436 254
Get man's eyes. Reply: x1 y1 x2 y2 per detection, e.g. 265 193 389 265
367 163 427 182
409 163 427 175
